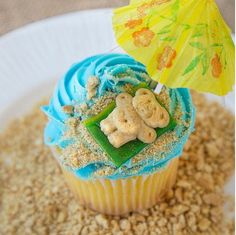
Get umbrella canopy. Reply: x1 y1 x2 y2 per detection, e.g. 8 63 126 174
113 0 235 96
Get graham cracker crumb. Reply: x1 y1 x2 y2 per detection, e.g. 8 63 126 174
0 91 234 234
95 214 109 229
74 103 88 114
62 105 74 114
86 76 100 100
119 219 131 231
203 193 223 206
198 218 211 231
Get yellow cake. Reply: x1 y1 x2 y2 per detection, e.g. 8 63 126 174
62 156 178 215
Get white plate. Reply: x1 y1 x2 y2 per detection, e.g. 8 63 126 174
0 9 118 119
0 9 234 198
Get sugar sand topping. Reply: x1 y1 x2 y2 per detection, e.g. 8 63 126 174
81 91 116 118
58 88 185 177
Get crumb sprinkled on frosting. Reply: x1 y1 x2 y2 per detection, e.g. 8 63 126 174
58 88 183 176
62 105 74 114
86 76 100 100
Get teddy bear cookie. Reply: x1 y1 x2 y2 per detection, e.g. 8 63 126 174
100 88 170 148
132 88 170 128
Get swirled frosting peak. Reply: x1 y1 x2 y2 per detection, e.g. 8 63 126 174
42 54 151 146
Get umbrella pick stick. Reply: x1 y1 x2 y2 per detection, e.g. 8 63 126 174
108 45 120 53
154 83 164 94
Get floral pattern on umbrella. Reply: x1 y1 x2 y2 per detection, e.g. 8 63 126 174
113 0 235 96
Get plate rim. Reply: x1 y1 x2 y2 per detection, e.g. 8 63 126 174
0 7 234 199
0 8 115 118
0 7 234 116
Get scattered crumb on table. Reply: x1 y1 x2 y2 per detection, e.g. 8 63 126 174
0 92 235 235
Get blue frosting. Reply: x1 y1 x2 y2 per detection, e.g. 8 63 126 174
42 54 150 146
42 53 195 180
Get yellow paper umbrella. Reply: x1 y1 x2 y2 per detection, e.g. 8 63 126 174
112 0 235 96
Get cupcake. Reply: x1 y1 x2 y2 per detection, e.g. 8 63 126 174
42 53 195 215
